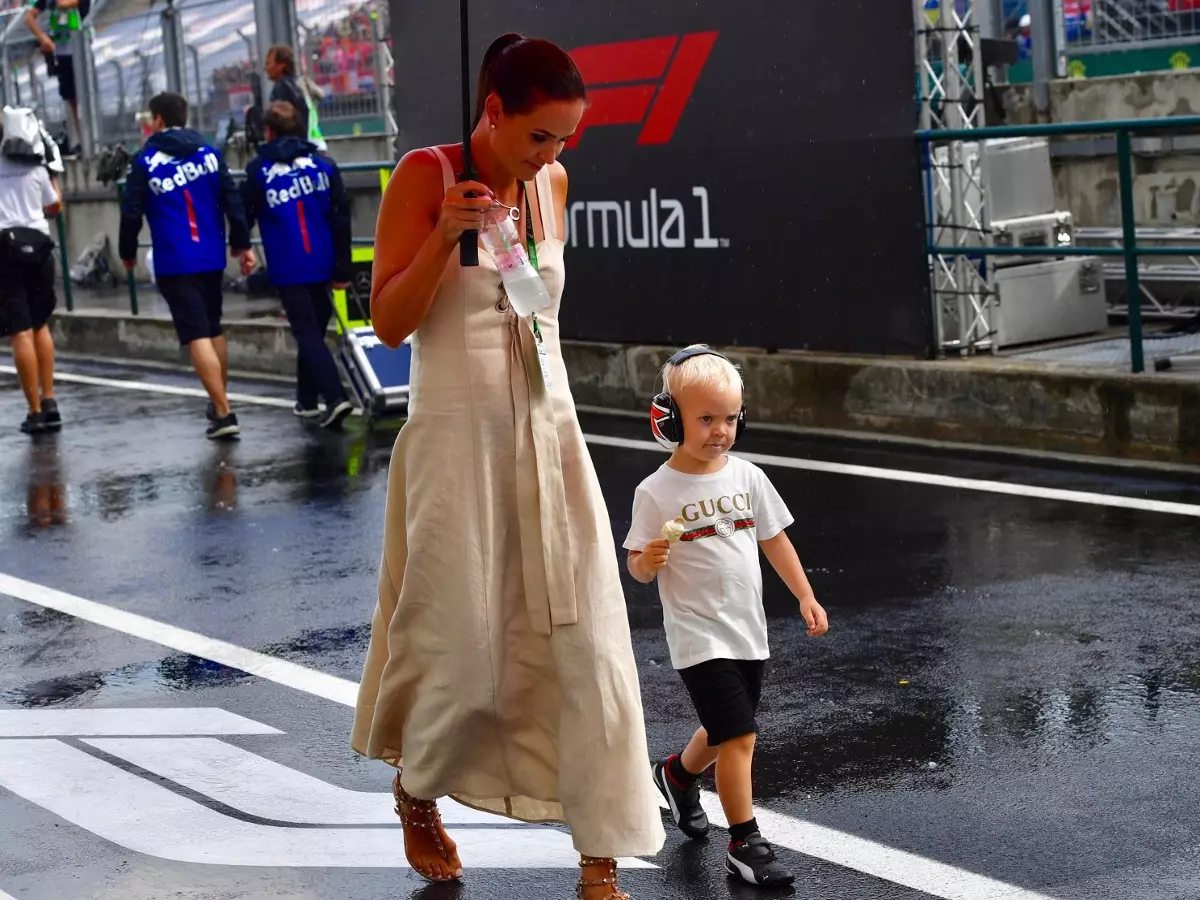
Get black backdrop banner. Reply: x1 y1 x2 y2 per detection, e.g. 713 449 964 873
386 0 930 356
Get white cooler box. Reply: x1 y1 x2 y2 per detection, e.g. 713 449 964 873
993 257 1108 350
991 210 1074 268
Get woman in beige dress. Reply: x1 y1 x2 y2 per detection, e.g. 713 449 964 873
351 33 665 899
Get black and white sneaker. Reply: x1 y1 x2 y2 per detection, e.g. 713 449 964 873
206 412 240 440
652 758 709 839
726 832 794 887
293 403 322 420
206 402 219 423
319 400 354 430
20 411 46 435
41 399 62 432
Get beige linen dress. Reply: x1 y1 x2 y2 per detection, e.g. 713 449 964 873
351 147 665 859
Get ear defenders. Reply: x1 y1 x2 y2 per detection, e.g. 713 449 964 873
649 346 747 451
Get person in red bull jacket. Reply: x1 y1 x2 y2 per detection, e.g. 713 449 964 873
241 101 354 429
119 92 256 440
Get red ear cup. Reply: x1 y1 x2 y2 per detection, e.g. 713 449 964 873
650 392 681 450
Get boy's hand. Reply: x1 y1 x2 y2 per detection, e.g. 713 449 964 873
641 538 671 574
800 595 829 637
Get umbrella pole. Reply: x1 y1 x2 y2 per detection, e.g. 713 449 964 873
458 0 479 266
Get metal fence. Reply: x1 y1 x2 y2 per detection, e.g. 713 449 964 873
920 113 1200 374
0 7 69 139
1061 0 1200 52
91 7 169 146
296 0 391 135
179 0 257 136
0 0 392 153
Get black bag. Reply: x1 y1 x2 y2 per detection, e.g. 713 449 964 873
0 226 55 267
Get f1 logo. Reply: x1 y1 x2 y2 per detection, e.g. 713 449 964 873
568 32 718 147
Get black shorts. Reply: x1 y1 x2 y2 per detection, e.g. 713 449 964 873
677 658 766 746
0 255 57 337
55 55 76 103
157 270 225 346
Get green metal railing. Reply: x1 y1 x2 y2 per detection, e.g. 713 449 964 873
918 114 1200 374
55 214 73 313
116 160 398 315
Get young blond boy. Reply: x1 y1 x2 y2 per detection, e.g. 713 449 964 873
625 345 828 888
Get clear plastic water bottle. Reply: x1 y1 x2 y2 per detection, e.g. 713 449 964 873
480 204 551 317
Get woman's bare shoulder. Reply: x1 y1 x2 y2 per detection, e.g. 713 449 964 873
385 147 451 204
396 146 446 175
548 160 568 198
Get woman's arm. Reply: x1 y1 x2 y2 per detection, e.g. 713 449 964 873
549 162 568 240
369 149 493 349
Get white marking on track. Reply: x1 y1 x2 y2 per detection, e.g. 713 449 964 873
3 365 1196 518
0 573 1059 899
0 365 295 410
0 574 358 707
0 708 280 737
0 739 621 869
83 736 513 825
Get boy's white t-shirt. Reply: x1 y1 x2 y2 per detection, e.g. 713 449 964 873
623 455 794 670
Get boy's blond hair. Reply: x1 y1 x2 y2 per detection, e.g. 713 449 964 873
661 344 743 397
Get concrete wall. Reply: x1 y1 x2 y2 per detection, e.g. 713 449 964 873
1001 70 1200 228
59 134 393 280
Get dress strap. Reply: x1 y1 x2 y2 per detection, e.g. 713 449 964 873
427 146 456 192
533 165 557 242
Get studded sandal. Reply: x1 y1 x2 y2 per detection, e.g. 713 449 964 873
393 771 460 882
577 857 631 900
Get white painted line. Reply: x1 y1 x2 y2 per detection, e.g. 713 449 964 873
85 736 515 826
0 739 645 869
587 433 1200 518
692 793 1055 900
0 365 294 410
4 364 1195 518
0 574 1055 900
0 573 359 708
0 709 281 738
0 890 18 900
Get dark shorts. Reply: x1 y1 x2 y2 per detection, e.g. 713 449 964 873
55 55 76 103
157 270 225 346
0 255 57 337
677 658 766 746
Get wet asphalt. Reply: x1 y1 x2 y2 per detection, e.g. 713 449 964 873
0 356 1199 900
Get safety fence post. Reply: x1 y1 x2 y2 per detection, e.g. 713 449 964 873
55 214 73 312
1115 128 1144 375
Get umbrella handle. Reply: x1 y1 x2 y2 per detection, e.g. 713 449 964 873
459 230 479 266
458 175 480 266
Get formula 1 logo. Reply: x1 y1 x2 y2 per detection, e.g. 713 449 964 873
567 32 718 147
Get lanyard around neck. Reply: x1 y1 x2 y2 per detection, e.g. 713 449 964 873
521 181 539 273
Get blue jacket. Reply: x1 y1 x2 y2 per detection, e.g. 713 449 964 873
119 128 249 277
241 136 351 286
